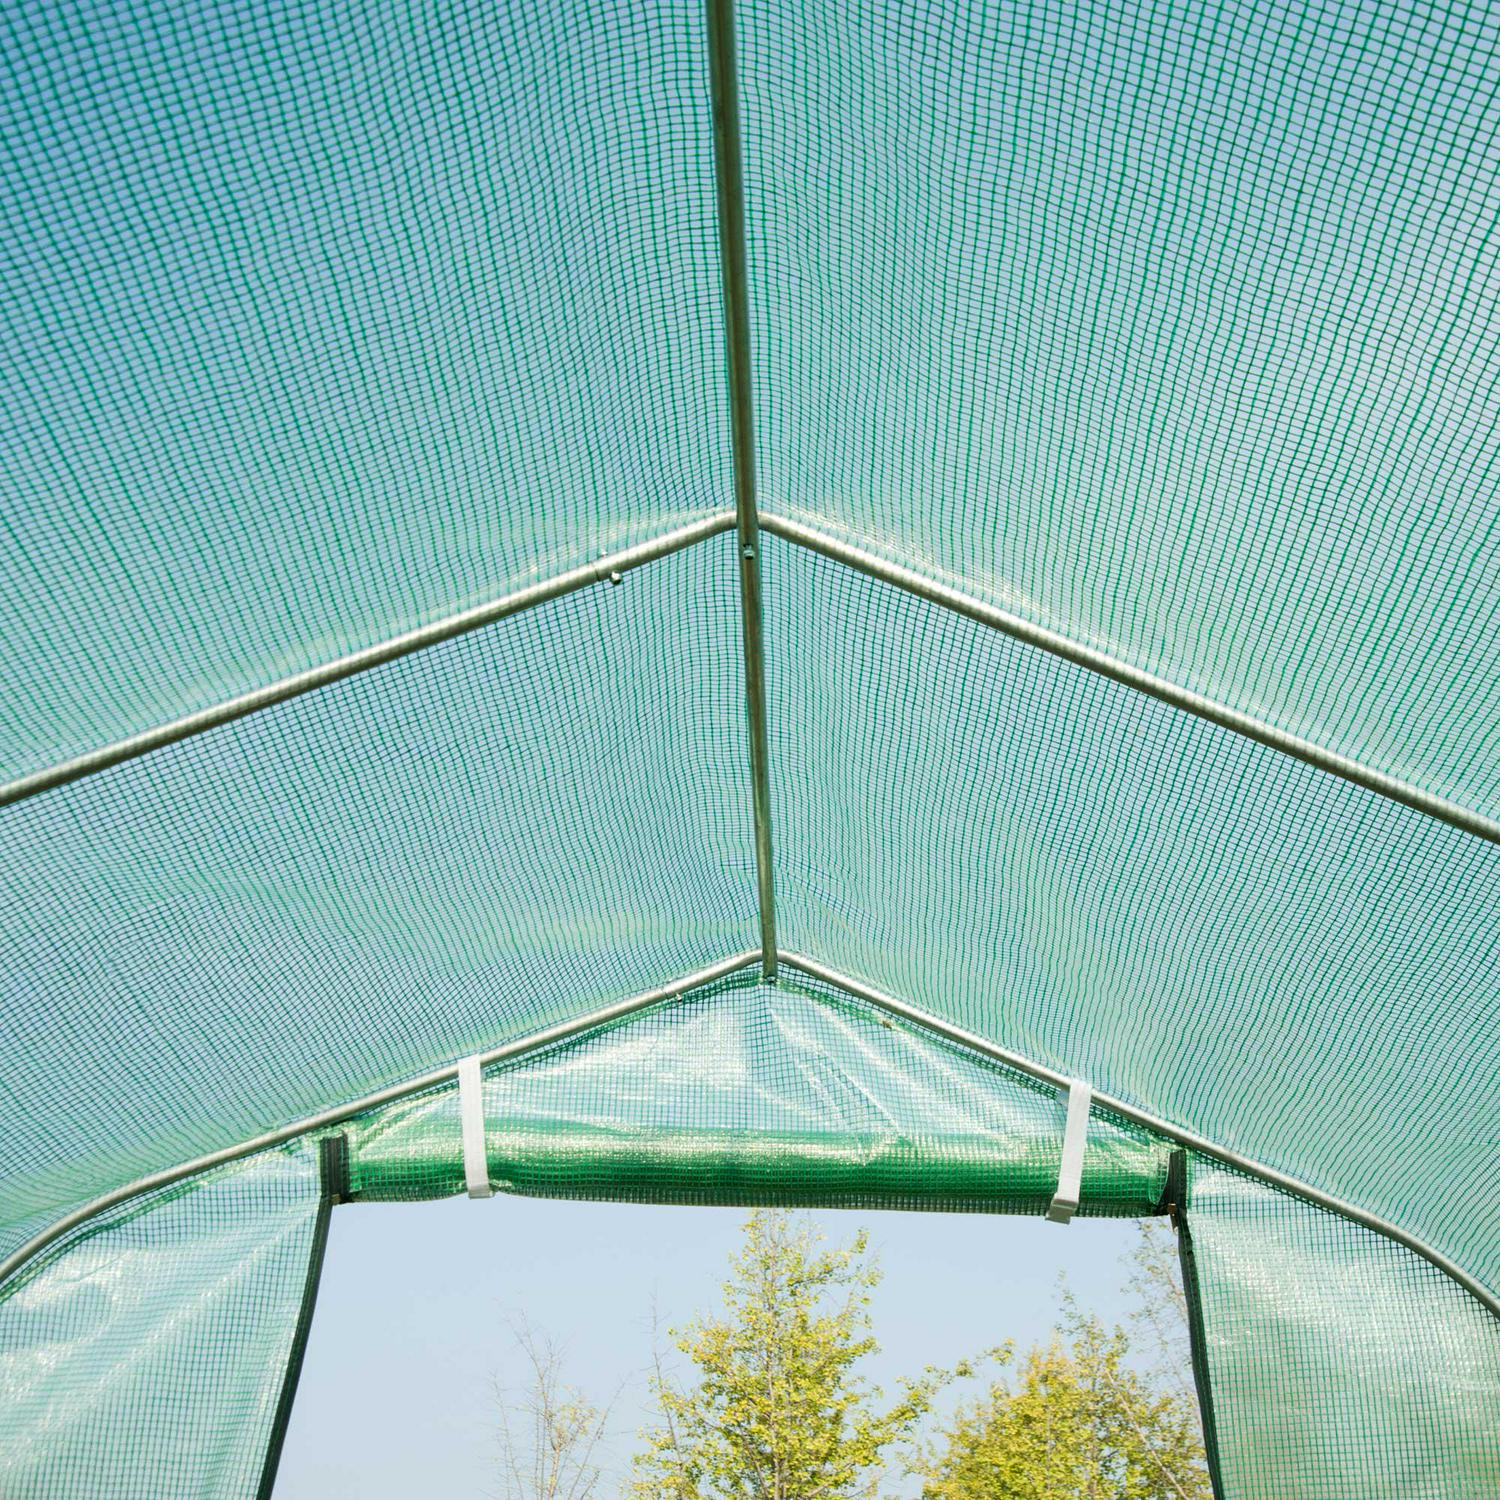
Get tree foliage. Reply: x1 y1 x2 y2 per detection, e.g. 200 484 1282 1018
629 1210 958 1500
494 1216 1211 1500
914 1298 1211 1500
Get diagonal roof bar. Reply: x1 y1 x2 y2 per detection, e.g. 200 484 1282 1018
15 503 1490 853
6 942 1493 1328
0 512 735 810
0 950 764 1296
761 512 1500 846
777 950 1500 1322
705 0 779 976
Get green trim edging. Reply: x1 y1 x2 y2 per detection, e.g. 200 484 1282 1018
1164 1151 1227 1500
254 1136 346 1500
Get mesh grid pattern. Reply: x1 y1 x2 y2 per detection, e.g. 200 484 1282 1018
0 1143 323 1500
740 0 1500 821
0 536 755 1259
1187 1158 1500 1499
0 0 729 781
765 538 1500 1293
342 970 1169 1214
1 0 1498 1489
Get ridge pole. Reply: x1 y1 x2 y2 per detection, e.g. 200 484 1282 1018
705 0 778 977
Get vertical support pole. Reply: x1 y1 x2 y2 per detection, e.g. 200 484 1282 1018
706 0 778 978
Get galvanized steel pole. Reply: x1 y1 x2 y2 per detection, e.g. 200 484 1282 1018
705 0 779 976
0 513 736 809
761 513 1500 847
0 952 763 1295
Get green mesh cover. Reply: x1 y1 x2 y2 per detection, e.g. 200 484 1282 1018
740 0 1500 820
0 536 754 1261
0 0 728 781
765 539 1500 1292
0 1143 326 1499
1 0 1498 1490
341 971 1169 1213
1185 1160 1500 1499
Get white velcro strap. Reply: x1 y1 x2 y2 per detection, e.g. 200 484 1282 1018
1046 1078 1092 1225
458 1054 492 1200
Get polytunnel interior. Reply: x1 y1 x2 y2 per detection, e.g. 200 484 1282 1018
1 0 1498 1497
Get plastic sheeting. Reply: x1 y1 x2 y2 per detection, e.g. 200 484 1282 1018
0 1143 328 1499
0 0 730 780
0 537 756 1261
1185 1159 1500 1499
741 0 1500 819
341 969 1170 1213
766 538 1500 1292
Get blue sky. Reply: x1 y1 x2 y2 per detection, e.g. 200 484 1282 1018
276 1195 1146 1497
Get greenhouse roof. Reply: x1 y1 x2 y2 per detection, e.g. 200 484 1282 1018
1 0 1497 1494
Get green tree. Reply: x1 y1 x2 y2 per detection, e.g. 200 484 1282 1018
630 1210 966 1500
915 1305 1211 1500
